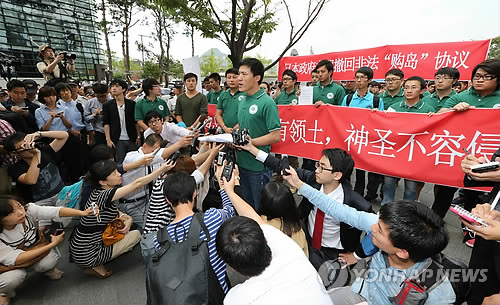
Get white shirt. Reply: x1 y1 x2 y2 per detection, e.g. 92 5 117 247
121 147 167 199
224 224 332 305
308 184 343 249
117 103 129 140
143 122 190 147
167 95 177 113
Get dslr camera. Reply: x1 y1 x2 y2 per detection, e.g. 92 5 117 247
232 128 249 146
59 51 77 60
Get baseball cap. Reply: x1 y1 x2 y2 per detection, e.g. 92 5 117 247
67 78 79 86
22 79 38 94
174 82 183 88
0 90 8 96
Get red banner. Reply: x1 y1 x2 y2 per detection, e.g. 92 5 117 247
207 104 500 189
278 40 491 81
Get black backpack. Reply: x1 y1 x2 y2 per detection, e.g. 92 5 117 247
346 93 380 109
145 213 225 305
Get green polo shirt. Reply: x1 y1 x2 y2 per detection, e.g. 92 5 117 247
420 90 456 111
134 97 170 121
387 99 436 113
442 87 500 109
217 89 245 128
237 88 281 172
208 89 223 105
380 88 405 108
313 80 346 105
423 90 431 97
274 88 298 105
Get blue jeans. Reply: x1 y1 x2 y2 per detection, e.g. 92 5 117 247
239 168 272 211
381 176 417 206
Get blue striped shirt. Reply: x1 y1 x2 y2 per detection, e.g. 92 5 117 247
153 189 235 293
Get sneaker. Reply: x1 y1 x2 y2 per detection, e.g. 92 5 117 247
465 238 475 248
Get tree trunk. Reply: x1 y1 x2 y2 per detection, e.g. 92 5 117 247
101 0 113 78
124 17 130 80
191 24 195 57
165 30 171 84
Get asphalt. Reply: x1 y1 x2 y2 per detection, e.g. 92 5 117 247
12 176 474 305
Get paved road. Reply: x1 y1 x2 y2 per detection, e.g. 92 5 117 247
13 179 473 305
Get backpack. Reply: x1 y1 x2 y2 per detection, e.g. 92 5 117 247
346 93 380 109
55 179 84 227
145 213 224 305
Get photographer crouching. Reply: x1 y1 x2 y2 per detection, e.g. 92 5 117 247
36 45 75 86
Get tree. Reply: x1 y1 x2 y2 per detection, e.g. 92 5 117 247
200 49 224 76
138 1 176 83
96 0 114 77
163 0 329 70
142 61 163 79
109 0 142 81
111 53 142 79
487 36 500 59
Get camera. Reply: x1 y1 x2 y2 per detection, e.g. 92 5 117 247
232 128 250 146
60 51 76 60
34 140 49 150
222 162 234 181
216 151 226 166
168 150 181 162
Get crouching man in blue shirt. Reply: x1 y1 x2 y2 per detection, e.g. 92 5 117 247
283 167 456 305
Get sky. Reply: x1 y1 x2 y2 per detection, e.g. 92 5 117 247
107 0 500 63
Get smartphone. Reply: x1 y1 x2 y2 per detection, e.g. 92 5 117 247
54 228 64 236
449 204 488 227
281 158 291 176
168 150 181 162
471 162 500 173
222 162 233 181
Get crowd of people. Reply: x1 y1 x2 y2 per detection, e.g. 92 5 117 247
0 42 499 305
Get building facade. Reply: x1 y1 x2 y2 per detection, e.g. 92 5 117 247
0 0 103 81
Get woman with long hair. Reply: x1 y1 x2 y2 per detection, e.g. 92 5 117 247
259 182 309 257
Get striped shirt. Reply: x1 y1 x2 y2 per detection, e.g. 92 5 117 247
153 189 235 293
143 170 205 234
0 119 16 167
69 188 118 268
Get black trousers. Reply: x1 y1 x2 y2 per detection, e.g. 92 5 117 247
467 236 500 304
354 169 382 199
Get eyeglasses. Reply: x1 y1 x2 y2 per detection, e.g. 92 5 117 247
434 76 453 81
315 162 335 173
472 74 497 81
282 77 294 82
355 75 368 80
385 78 401 83
148 118 162 125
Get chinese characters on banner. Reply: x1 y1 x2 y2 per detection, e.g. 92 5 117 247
206 105 500 189
277 40 490 81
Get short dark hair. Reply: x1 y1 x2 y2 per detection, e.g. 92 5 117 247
356 66 374 80
92 83 108 94
163 172 196 207
240 58 264 84
144 110 163 125
6 79 26 91
282 69 297 81
321 148 354 182
88 144 114 165
216 216 272 277
184 73 198 82
4 132 26 152
143 78 160 96
110 79 128 91
316 59 333 73
404 76 426 91
88 160 117 187
385 69 404 79
54 82 71 94
144 133 161 146
203 76 210 83
379 200 448 262
208 72 221 83
311 68 318 74
471 59 500 90
258 182 302 237
369 81 381 89
435 67 460 80
225 68 239 76
37 86 57 104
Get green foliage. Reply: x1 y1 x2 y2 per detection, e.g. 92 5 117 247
200 49 224 76
487 36 500 59
142 61 163 79
112 54 142 79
